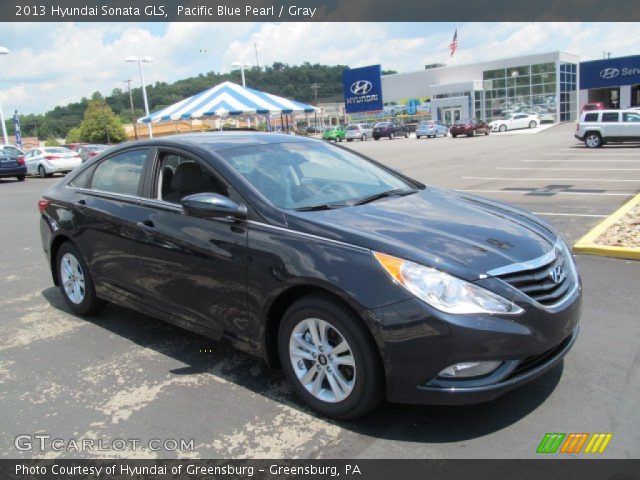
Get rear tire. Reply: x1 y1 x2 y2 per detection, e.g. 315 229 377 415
529 120 537 128
452 134 457 138
38 165 47 178
404 132 409 138
389 133 395 140
374 137 379 141
361 134 366 141
56 242 105 315
278 294 384 420
499 124 507 132
416 135 421 139
346 138 353 142
16 175 25 181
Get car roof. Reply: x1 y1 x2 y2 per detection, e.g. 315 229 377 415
125 132 317 152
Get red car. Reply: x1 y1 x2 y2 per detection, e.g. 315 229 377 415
61 143 87 152
449 119 490 137
582 102 605 111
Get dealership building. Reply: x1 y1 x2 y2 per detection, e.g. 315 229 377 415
578 54 640 110
379 51 580 125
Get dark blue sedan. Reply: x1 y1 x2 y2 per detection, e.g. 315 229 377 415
0 147 26 181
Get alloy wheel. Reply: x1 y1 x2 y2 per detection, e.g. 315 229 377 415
585 134 601 148
60 253 86 304
289 318 356 403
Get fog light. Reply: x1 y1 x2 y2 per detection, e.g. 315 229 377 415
438 361 502 379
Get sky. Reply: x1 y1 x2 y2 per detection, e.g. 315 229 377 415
0 22 639 115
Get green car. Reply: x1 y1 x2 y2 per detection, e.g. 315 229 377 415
322 126 346 142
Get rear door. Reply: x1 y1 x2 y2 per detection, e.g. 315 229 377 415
135 147 248 339
601 111 624 137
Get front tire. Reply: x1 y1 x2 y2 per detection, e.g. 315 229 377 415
389 132 395 140
361 134 366 141
38 165 47 178
529 120 537 128
499 124 507 132
278 294 384 420
56 242 105 315
584 132 603 148
16 175 25 181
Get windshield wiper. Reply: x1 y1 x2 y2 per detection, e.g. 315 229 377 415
351 188 418 206
294 203 347 212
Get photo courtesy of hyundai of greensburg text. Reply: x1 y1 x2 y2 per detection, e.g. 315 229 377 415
0 1 638 479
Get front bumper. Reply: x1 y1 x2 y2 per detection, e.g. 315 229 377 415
368 287 581 405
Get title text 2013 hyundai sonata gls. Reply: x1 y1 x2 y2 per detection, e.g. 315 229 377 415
39 133 580 419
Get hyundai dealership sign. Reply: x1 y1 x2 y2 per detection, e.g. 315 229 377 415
581 54 640 89
342 65 383 113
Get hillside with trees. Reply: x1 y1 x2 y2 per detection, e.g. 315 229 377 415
4 62 395 140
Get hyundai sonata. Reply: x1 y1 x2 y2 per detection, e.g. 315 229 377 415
39 133 580 419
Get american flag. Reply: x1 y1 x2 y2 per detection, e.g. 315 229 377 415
449 29 458 57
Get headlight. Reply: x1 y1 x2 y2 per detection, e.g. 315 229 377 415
373 252 523 315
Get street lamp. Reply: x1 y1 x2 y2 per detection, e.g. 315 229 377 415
0 46 10 145
231 61 252 87
125 55 154 138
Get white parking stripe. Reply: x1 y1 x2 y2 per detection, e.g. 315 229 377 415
549 152 640 156
532 212 608 218
457 189 633 196
522 159 640 162
463 176 640 182
498 167 640 171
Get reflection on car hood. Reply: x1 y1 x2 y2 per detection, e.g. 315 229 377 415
285 187 557 280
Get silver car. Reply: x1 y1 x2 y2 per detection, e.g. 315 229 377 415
345 123 373 142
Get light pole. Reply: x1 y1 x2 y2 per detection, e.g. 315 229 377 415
232 61 252 87
0 46 10 145
124 79 139 140
125 56 154 138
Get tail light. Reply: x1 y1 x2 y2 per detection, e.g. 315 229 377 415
576 123 580 131
16 156 25 165
37 199 50 214
44 155 58 160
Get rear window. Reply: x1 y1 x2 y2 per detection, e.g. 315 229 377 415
583 113 599 122
44 147 71 154
347 125 359 130
623 112 640 123
602 112 620 122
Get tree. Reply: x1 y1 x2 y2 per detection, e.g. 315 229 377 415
65 126 82 143
75 100 126 144
44 137 60 147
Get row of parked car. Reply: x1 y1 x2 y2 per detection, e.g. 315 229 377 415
318 113 542 143
0 143 109 181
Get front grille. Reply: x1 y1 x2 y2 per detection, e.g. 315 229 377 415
495 244 576 307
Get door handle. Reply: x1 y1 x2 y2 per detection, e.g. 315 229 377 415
75 199 86 208
136 219 156 233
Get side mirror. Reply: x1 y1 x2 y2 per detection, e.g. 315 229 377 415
181 193 247 219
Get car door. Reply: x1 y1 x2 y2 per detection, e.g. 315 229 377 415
622 111 640 139
68 147 153 301
27 149 41 174
601 112 624 137
135 147 248 339
512 114 528 129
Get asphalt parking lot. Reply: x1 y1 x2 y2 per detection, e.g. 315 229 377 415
1 123 638 459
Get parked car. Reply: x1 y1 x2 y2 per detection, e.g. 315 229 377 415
490 113 540 132
581 102 605 112
1 144 24 156
61 143 87 152
372 122 409 140
322 126 346 142
304 125 325 134
25 147 82 178
39 132 581 419
450 119 491 137
345 124 373 142
404 122 419 133
0 147 26 181
415 120 448 138
78 144 109 163
575 109 640 148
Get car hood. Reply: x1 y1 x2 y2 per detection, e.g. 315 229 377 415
284 187 557 281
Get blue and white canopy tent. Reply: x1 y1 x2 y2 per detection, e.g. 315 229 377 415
138 81 316 130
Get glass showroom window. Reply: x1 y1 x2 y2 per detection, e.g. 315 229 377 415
559 63 577 121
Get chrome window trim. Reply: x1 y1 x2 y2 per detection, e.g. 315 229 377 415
65 185 142 202
247 220 370 253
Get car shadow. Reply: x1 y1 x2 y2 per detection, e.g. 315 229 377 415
42 287 563 444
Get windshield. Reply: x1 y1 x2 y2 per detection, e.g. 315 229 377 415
220 141 416 210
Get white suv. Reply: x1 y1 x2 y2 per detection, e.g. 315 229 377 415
575 109 640 148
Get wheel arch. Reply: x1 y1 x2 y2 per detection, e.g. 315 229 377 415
262 284 383 371
49 234 74 286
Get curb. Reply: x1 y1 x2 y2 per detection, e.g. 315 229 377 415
573 193 640 260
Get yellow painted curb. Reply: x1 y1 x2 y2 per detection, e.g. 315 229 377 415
573 193 640 260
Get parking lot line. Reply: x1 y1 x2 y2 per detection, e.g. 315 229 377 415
548 152 640 156
498 167 640 171
532 212 608 218
462 176 640 183
457 189 633 196
522 159 640 162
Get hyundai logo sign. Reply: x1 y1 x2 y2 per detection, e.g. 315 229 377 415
600 67 620 79
350 80 373 95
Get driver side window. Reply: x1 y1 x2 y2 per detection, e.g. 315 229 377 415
156 152 229 204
